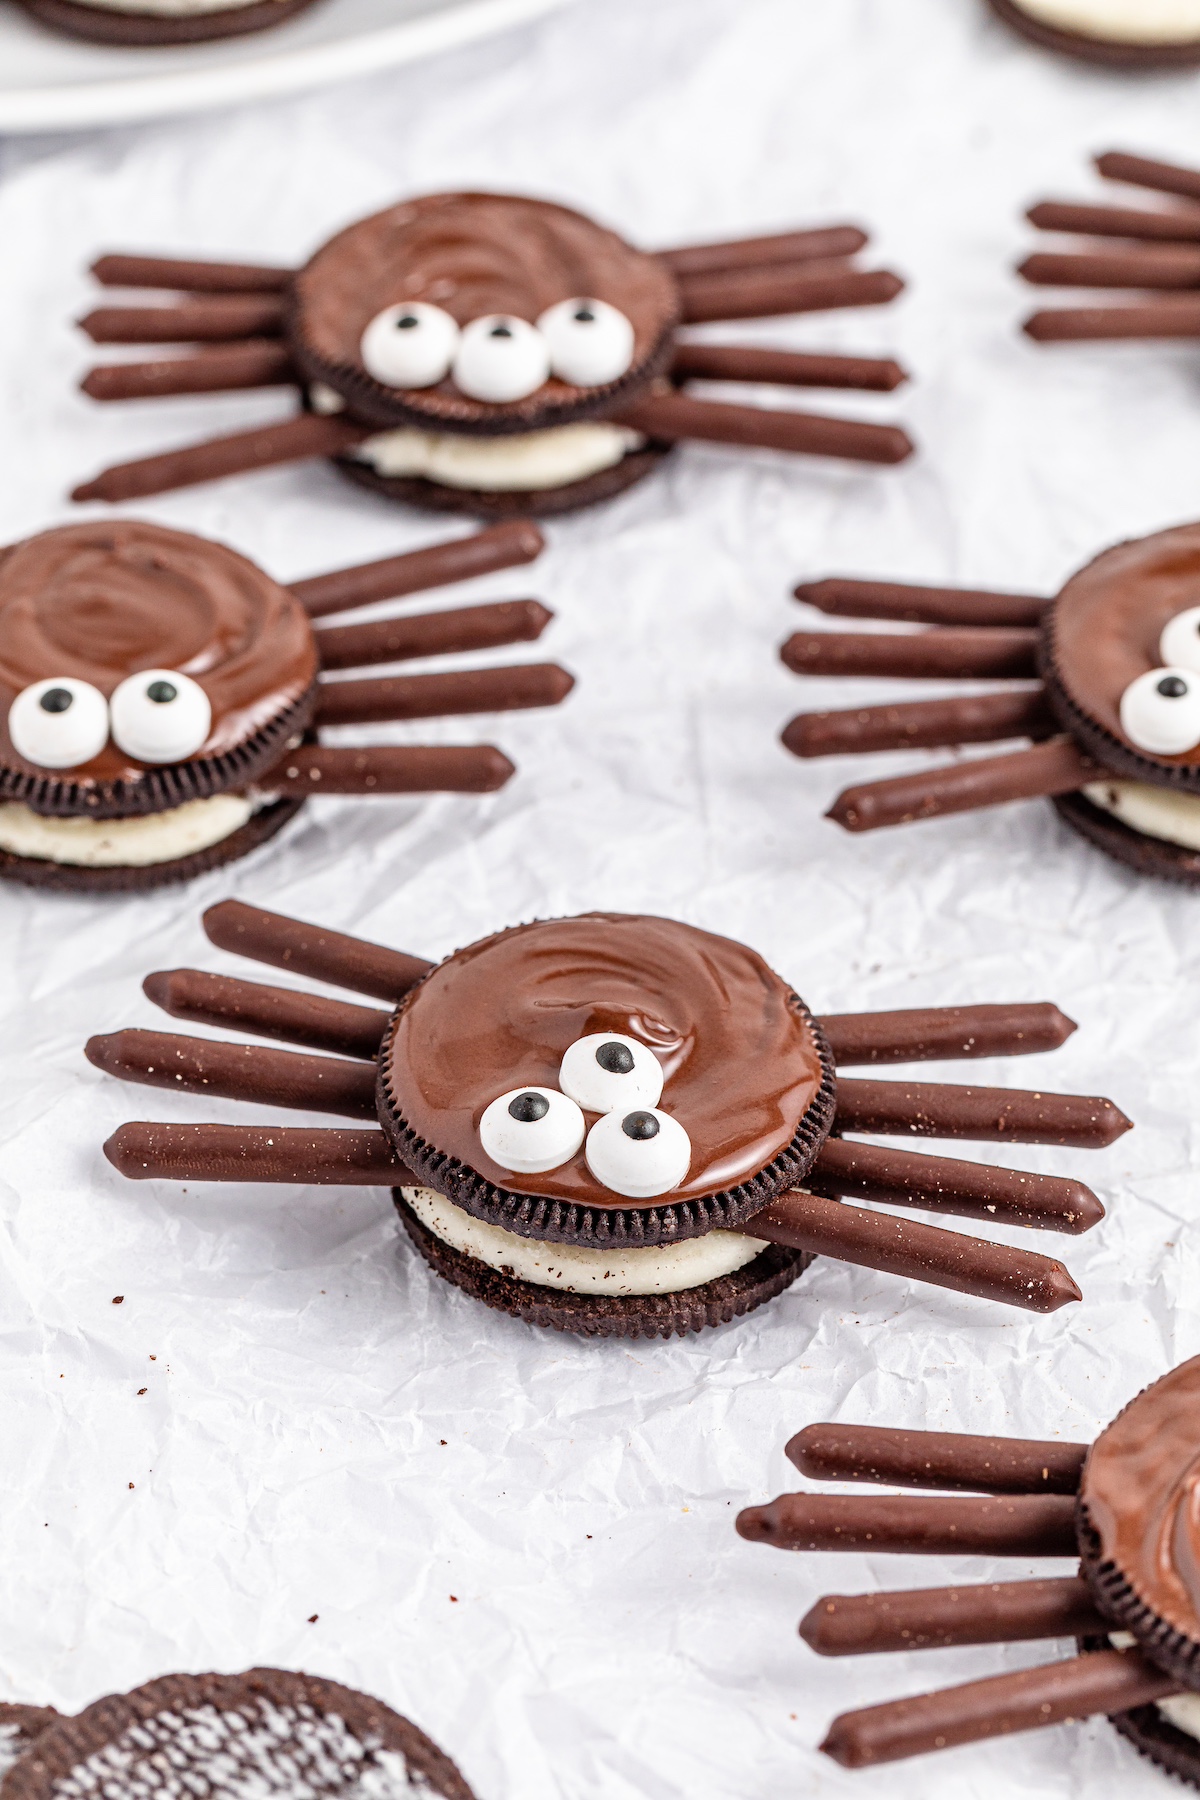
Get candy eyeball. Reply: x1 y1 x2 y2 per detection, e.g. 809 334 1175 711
1118 667 1200 755
536 297 635 388
584 1106 692 1199
109 670 212 764
559 1032 664 1114
360 302 460 390
479 1086 585 1174
8 676 109 770
452 315 551 404
1159 606 1200 675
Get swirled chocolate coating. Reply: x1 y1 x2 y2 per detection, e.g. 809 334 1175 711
291 193 679 432
1052 522 1200 767
1081 1356 1200 1646
0 521 317 787
384 913 825 1208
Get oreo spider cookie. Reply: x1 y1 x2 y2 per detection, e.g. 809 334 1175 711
0 515 565 893
0 1670 474 1800
986 0 1200 65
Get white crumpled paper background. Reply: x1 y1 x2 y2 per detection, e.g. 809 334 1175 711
1 1 1200 1794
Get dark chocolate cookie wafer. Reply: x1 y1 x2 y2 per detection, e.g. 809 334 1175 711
393 1188 812 1340
986 0 1200 65
12 0 318 44
0 1707 59 1783
92 899 1120 1336
335 440 673 519
0 1669 473 1800
1111 1700 1200 1790
1053 792 1200 886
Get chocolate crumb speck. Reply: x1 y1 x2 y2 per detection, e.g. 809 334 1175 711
137 1387 147 1395
112 1296 124 1305
449 1596 458 1603
440 1439 447 1446
128 1483 134 1490
308 1614 318 1623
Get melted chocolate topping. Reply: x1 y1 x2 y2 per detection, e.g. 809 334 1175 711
1082 1357 1200 1643
0 521 318 790
384 913 825 1209
291 192 679 432
1053 522 1200 767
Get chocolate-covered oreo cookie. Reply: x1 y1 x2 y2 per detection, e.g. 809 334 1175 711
0 516 565 894
0 1669 473 1800
376 913 837 1251
987 0 1200 66
0 1706 58 1783
93 899 1120 1340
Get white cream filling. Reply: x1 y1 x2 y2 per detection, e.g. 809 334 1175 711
1012 0 1200 42
68 0 278 15
1083 778 1200 853
401 1184 766 1297
351 421 645 493
0 791 263 869
1108 1631 1200 1739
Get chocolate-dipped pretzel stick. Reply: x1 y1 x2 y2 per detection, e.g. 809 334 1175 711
202 900 432 1001
826 737 1099 833
106 1121 408 1184
1020 246 1200 289
800 1576 1106 1655
735 1490 1079 1555
1027 201 1200 244
795 577 1047 628
781 626 1039 681
1095 149 1200 203
817 1002 1075 1065
807 1139 1103 1233
1025 299 1200 342
91 253 292 291
270 745 515 795
315 599 552 670
821 1649 1179 1768
86 1030 379 1118
747 1191 1082 1312
82 341 297 402
833 1075 1129 1146
787 1421 1088 1492
73 194 913 516
292 518 543 618
313 663 574 727
143 969 390 1061
784 690 1055 759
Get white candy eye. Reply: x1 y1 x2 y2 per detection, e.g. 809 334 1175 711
8 677 109 770
360 302 460 390
537 297 635 387
559 1033 663 1114
479 1086 585 1174
109 670 212 764
1118 667 1200 755
585 1107 692 1199
1159 606 1200 674
452 315 550 404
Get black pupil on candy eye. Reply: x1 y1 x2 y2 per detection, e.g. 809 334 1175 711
595 1041 635 1075
396 315 419 330
1158 676 1189 699
622 1111 659 1141
490 323 513 339
573 307 595 323
147 681 178 704
39 688 73 714
508 1092 549 1123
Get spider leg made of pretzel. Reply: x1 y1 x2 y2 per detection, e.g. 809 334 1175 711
779 576 1105 831
87 902 1128 1317
70 225 913 504
1020 149 1200 342
736 1421 1181 1768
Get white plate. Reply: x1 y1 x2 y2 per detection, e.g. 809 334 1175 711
0 0 570 133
